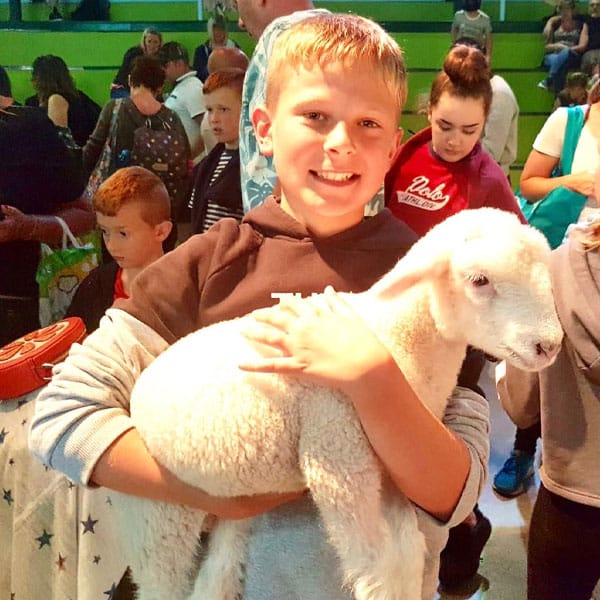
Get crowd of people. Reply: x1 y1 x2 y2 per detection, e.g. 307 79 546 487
1 2 599 599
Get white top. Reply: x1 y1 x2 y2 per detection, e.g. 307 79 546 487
164 70 206 163
482 75 519 175
533 105 600 174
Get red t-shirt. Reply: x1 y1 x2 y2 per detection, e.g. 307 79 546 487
113 268 129 301
387 142 471 237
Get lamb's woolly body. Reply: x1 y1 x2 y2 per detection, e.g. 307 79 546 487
118 208 563 600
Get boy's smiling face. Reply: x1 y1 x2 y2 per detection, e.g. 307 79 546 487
253 62 402 237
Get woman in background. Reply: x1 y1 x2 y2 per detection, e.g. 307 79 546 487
111 27 162 99
27 54 101 147
384 43 525 592
192 11 241 82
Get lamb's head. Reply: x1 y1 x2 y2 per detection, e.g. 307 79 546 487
372 208 563 371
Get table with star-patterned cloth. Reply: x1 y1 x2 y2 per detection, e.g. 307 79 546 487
0 392 134 599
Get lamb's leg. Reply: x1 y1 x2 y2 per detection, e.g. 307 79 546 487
113 493 206 600
299 396 426 600
189 518 253 600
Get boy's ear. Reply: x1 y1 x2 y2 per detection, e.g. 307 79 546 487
252 105 274 157
155 220 173 243
388 127 403 161
427 102 432 124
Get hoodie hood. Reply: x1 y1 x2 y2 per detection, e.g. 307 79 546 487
552 241 600 385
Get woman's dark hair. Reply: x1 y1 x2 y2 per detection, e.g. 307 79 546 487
128 55 166 92
0 66 12 97
430 45 493 116
31 55 78 104
463 0 482 10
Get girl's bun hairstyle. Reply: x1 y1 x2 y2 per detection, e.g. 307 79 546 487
430 44 493 116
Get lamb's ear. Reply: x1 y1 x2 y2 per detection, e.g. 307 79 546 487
370 251 451 301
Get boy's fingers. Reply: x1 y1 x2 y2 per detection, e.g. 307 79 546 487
323 286 355 317
241 325 288 352
238 356 305 373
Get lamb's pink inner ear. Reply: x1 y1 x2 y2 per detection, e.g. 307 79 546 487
371 259 450 301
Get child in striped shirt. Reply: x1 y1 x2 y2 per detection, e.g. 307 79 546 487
188 68 245 233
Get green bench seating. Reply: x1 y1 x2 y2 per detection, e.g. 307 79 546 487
0 18 553 184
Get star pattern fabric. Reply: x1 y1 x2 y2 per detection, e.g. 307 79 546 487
1 394 132 598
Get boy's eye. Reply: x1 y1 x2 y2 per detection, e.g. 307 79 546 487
360 119 379 129
304 111 323 121
119 231 128 238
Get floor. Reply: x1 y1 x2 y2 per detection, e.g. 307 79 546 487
435 362 599 600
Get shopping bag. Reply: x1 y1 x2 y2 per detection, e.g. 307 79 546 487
35 217 100 327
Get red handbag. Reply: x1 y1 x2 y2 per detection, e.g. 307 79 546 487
0 317 86 400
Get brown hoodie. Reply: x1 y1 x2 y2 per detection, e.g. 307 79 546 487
498 240 600 508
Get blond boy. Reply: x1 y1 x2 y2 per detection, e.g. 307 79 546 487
32 15 488 599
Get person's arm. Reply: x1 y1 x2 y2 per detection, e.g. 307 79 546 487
82 100 113 173
0 198 94 244
520 108 595 201
485 21 493 60
47 93 69 129
572 22 589 54
30 308 301 518
239 291 474 522
543 15 560 40
92 427 301 518
496 360 541 429
520 149 594 200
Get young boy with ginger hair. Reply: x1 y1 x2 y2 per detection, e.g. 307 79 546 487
31 14 489 599
188 67 245 234
67 166 172 332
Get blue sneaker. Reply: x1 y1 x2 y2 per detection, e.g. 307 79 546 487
493 450 535 497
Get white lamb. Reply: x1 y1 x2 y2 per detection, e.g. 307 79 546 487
119 207 562 600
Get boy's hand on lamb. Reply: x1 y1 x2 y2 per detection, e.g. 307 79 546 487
239 287 393 393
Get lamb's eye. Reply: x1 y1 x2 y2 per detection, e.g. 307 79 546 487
468 274 489 287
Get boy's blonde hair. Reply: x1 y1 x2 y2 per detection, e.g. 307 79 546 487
93 166 171 226
265 14 407 118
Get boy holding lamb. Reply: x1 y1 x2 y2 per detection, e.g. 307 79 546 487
30 14 490 599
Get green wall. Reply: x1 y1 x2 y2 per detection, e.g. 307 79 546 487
0 1 553 23
0 3 555 169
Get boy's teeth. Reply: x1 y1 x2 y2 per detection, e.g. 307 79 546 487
317 171 353 182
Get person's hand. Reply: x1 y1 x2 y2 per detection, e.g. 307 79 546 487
565 171 595 196
0 205 34 243
239 286 391 393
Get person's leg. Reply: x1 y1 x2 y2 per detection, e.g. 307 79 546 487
439 504 492 590
528 484 600 600
552 48 577 93
493 422 539 497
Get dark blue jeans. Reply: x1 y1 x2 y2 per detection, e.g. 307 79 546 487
543 48 581 92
